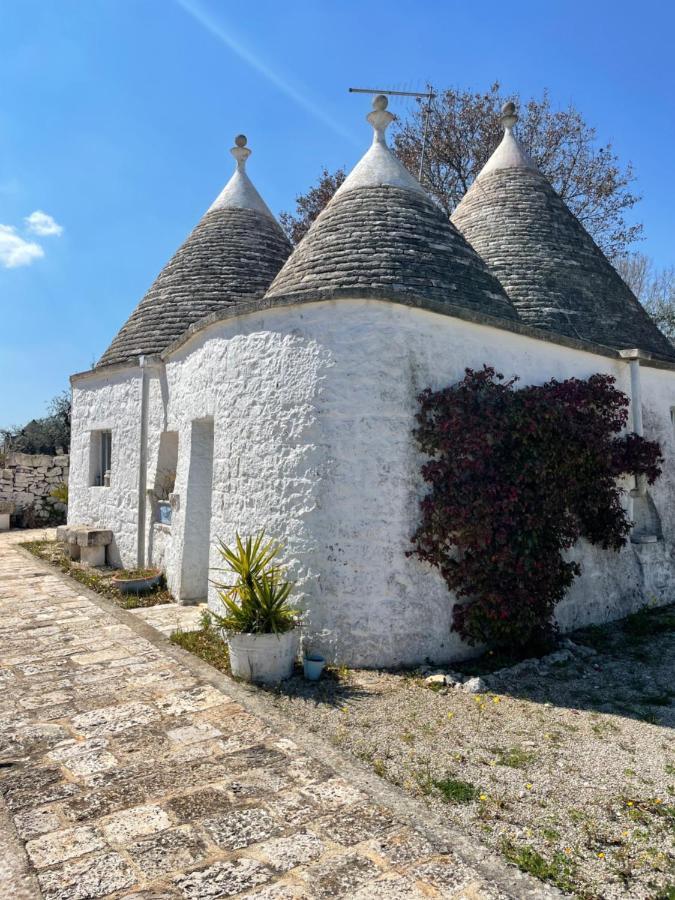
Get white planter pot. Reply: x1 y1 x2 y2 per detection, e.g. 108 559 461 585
227 629 299 684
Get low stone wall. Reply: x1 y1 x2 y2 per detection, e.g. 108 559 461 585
0 451 69 524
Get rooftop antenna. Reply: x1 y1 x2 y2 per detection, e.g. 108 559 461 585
348 87 435 182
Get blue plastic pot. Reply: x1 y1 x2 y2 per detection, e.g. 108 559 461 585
303 654 326 681
158 501 172 525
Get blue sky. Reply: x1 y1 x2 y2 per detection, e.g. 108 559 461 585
1 0 674 428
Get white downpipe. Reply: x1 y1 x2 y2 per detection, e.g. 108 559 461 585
137 355 149 567
629 358 643 437
621 349 646 497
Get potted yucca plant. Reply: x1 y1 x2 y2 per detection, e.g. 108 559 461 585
210 531 299 683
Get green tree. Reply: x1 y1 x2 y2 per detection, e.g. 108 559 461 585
1 390 71 454
615 252 675 341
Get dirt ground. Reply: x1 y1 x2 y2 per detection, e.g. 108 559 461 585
262 607 675 899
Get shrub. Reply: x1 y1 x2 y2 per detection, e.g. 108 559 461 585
411 367 662 652
210 531 297 635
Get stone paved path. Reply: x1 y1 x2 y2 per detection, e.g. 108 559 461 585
0 532 552 900
129 603 206 638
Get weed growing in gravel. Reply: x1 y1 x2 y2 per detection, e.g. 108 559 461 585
542 827 561 842
372 758 386 777
591 720 620 738
493 746 537 769
501 840 577 892
433 777 480 804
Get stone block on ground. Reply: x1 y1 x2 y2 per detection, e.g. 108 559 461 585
75 528 113 548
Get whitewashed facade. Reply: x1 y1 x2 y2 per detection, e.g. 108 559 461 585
69 101 675 666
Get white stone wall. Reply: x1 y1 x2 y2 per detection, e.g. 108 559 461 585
0 451 69 521
70 300 675 665
158 300 675 667
68 367 143 567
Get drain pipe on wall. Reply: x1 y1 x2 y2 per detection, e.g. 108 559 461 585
137 355 150 568
619 349 646 497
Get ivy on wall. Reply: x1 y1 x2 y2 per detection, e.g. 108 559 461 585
411 367 663 652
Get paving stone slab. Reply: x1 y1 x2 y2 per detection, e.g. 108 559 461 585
126 824 211 879
203 806 282 850
0 534 556 900
299 852 383 898
26 824 106 869
100 803 172 844
166 787 235 823
173 858 275 898
36 851 136 900
255 828 326 872
312 802 397 846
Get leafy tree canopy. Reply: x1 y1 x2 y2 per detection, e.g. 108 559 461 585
1 390 71 455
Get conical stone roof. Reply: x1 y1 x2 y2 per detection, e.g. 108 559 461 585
451 103 675 358
98 136 292 368
265 97 519 323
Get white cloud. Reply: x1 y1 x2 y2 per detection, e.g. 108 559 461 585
24 209 63 237
0 225 44 268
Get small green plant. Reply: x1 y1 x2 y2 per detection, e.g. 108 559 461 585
433 777 479 804
500 840 576 892
170 610 231 673
372 758 386 777
210 531 297 635
494 746 537 769
114 568 159 579
50 482 68 504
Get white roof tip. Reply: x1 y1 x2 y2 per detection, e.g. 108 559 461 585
335 94 425 198
478 101 537 179
208 134 276 218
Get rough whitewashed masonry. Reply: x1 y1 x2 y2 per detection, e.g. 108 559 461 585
69 100 675 666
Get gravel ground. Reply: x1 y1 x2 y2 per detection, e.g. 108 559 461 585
263 608 675 899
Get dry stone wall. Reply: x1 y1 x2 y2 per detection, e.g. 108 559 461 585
0 451 69 523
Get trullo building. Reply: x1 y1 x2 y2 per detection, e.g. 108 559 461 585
69 98 675 666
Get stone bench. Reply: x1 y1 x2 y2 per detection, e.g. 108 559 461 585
57 525 113 566
0 500 15 532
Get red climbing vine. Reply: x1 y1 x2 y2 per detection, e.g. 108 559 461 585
411 367 663 652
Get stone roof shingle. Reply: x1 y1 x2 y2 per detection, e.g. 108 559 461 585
98 137 291 369
451 106 675 359
266 184 519 322
266 96 519 323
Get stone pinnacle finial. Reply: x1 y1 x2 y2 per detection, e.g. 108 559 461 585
500 101 518 131
231 134 251 170
367 94 395 145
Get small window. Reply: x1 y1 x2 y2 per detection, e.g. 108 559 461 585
671 407 675 431
89 430 112 486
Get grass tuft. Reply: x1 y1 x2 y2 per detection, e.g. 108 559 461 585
501 840 576 893
170 613 231 675
433 777 480 804
494 746 537 769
